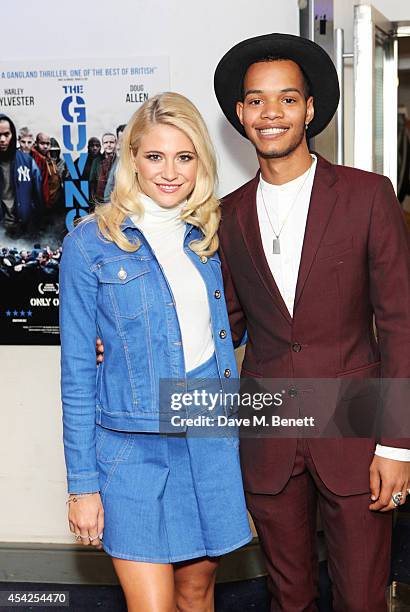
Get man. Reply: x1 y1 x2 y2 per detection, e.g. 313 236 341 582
31 132 61 208
103 124 126 202
214 34 410 611
89 132 117 205
0 114 43 237
74 136 101 183
17 127 34 153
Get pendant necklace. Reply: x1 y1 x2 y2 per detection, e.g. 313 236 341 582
259 158 314 254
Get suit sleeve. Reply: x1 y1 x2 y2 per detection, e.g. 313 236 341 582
367 176 410 448
219 239 247 348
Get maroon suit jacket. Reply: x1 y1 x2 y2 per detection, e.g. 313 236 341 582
219 154 410 496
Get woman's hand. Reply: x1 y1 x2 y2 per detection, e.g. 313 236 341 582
68 493 104 549
96 337 104 364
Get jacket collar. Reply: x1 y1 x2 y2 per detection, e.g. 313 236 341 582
234 153 339 322
120 216 197 240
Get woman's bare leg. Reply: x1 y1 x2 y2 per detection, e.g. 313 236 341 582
112 558 175 612
174 557 219 612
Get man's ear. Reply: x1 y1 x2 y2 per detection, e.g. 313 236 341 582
236 101 244 126
305 96 314 128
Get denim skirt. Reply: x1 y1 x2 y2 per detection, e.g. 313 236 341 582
96 354 252 563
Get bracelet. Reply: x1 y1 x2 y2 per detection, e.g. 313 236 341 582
66 492 98 505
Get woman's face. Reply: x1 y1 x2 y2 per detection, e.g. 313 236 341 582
133 123 198 208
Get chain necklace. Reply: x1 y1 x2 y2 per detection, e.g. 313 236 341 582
259 158 314 254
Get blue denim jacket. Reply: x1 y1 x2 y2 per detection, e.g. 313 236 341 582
60 217 238 493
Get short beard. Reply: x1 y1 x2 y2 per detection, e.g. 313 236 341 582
255 124 306 160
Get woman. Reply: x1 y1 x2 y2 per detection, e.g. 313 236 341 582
60 92 252 612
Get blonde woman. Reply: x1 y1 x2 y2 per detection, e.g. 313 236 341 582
59 92 252 612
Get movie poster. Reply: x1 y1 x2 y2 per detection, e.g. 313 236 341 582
0 57 169 344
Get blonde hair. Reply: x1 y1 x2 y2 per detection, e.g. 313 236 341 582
94 92 220 257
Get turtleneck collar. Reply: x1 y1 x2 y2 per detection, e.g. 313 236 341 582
131 193 186 233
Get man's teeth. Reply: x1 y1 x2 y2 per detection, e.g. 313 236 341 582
259 127 288 134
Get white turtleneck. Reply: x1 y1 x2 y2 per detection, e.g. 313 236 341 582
131 193 214 372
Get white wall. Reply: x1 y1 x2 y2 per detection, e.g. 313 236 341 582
0 0 299 544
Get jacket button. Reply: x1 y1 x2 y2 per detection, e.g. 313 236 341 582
292 342 302 352
288 387 298 398
224 369 231 378
200 256 208 264
214 289 221 299
219 329 227 339
117 267 127 280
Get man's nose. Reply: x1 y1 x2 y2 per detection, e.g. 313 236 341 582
261 100 283 120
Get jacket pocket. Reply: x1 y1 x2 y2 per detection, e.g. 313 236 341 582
98 257 153 319
336 361 381 402
316 237 353 261
95 426 134 463
336 361 381 378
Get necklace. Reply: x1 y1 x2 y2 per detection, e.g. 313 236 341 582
259 159 314 254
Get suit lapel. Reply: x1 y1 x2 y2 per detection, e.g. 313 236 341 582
235 173 293 325
294 155 339 309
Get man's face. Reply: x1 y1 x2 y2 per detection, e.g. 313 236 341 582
102 135 116 155
116 130 124 153
36 133 51 155
236 60 314 159
19 135 33 153
0 120 13 152
88 138 101 157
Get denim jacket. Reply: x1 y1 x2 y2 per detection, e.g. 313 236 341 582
60 217 238 493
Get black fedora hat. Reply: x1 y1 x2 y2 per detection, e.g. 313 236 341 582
214 33 340 139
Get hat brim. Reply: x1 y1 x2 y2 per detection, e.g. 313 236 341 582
214 33 340 140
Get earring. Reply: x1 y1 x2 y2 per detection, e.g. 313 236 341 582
305 123 309 130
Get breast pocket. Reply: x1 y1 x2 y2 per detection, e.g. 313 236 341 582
98 257 153 319
316 236 353 261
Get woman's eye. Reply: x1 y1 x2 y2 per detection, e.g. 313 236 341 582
146 154 161 161
178 154 194 162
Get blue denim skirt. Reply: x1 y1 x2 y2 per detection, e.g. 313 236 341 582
96 354 252 563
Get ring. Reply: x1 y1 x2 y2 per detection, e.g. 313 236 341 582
89 534 99 542
75 535 82 541
79 534 90 539
392 492 403 507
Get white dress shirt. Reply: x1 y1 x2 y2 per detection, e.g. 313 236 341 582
256 155 410 462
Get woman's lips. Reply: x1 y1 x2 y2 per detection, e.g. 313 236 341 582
156 184 181 194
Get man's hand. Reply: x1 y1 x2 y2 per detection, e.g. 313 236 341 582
96 337 104 364
369 455 410 511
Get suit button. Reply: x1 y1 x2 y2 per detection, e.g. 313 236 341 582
219 329 227 339
292 342 302 353
214 290 221 299
288 387 298 398
224 369 231 378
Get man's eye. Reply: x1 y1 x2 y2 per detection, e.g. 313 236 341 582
248 99 262 105
283 97 296 104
